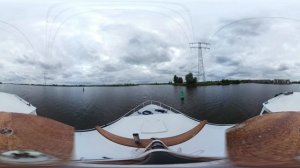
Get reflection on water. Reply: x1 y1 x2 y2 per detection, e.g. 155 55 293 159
0 83 299 130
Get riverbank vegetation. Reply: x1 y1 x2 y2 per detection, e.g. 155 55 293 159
172 73 295 86
173 73 241 86
1 74 296 87
172 79 241 86
173 73 197 86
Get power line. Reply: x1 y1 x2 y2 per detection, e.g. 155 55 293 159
190 42 210 82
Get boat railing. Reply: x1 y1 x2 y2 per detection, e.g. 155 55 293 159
13 94 32 106
145 100 202 123
77 100 201 131
101 100 200 128
124 100 183 116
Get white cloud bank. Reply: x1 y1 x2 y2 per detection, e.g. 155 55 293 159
1 0 300 84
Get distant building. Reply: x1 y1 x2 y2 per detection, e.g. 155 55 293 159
240 79 273 84
253 79 273 84
273 79 291 84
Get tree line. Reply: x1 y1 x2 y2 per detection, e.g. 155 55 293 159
172 73 244 86
173 73 197 85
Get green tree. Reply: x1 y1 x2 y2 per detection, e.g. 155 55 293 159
221 79 230 85
193 77 197 83
173 75 178 83
185 73 197 84
178 77 183 83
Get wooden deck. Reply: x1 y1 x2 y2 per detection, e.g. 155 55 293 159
227 112 300 167
95 120 207 148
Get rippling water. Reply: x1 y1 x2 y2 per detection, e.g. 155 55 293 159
0 83 299 130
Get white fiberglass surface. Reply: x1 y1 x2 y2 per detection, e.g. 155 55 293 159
104 113 199 139
74 103 195 160
264 92 300 112
0 92 36 114
131 104 176 116
170 124 233 158
74 130 139 160
141 119 168 133
74 123 232 160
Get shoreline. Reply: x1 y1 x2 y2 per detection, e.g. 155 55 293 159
0 81 297 87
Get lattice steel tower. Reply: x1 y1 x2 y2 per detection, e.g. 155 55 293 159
189 42 210 82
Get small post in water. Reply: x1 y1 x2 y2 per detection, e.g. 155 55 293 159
180 87 185 100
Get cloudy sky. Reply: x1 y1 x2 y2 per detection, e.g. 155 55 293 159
1 0 300 84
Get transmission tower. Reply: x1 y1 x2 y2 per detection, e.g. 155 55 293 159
189 42 210 82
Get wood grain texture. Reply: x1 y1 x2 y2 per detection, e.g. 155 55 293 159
0 112 74 163
227 112 300 167
96 120 207 148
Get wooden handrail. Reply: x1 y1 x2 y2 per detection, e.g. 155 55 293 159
95 120 207 148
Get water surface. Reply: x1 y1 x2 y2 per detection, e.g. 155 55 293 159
0 83 299 130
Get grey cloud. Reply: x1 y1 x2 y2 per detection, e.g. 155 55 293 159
53 34 102 65
102 64 119 72
62 73 73 78
229 20 267 37
15 55 35 65
215 56 240 66
226 69 253 78
2 71 32 83
40 62 63 71
213 19 270 46
277 64 289 71
207 71 227 80
206 68 248 80
122 33 172 65
228 66 279 79
294 62 300 68
154 69 174 75
3 0 300 84
179 66 185 70
206 63 280 80
207 18 300 80
101 24 173 66
15 55 63 72
221 19 269 36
